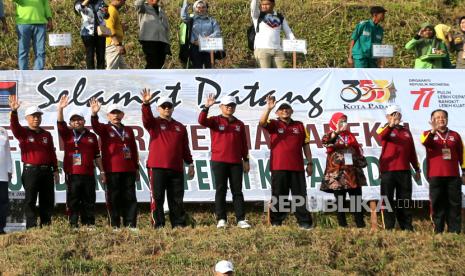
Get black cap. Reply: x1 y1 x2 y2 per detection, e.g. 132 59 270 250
370 6 387 15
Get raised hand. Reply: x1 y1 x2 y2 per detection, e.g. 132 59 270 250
140 88 152 105
205 93 216 108
265 95 276 110
89 97 101 115
429 118 438 134
58 94 69 110
8 95 21 111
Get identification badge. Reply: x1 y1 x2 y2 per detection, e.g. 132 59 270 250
72 153 82 166
123 146 131 160
442 148 451 160
344 152 353 165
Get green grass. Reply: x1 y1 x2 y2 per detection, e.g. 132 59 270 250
1 0 465 69
1 204 465 275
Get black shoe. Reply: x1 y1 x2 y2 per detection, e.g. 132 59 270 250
0 230 6 235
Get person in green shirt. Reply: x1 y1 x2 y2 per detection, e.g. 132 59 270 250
405 23 450 69
348 6 386 68
13 0 53 70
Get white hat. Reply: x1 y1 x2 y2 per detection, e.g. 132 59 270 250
106 103 124 113
193 0 207 10
24 106 43 116
220 96 236 105
157 97 174 107
276 101 293 110
68 111 85 120
215 260 234 273
385 105 401 115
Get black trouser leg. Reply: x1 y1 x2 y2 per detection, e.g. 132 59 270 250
151 168 167 227
140 41 167 69
82 35 96 69
122 172 137 227
348 187 365 228
0 181 8 231
228 163 245 221
270 171 290 225
429 177 447 233
333 189 348 227
95 36 106 69
190 45 212 69
212 161 229 221
23 167 40 228
446 177 462 233
380 171 397 229
395 171 413 230
80 175 96 226
66 174 81 227
165 170 187 227
106 173 122 227
38 169 54 227
289 171 312 226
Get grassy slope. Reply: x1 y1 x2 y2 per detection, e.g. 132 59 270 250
1 207 465 275
1 0 465 69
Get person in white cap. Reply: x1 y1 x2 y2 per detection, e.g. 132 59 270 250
214 260 234 275
376 105 420 231
140 88 195 228
0 125 12 234
89 98 139 229
198 94 251 229
259 95 313 229
8 95 59 229
57 95 105 228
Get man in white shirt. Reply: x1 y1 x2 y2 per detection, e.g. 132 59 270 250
250 0 295 68
0 127 13 234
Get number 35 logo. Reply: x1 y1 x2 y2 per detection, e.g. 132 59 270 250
410 88 435 110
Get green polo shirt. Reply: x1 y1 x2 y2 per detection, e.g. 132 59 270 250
351 19 384 59
13 0 52 25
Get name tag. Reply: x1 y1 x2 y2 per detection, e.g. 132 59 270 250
344 152 353 166
123 146 131 160
442 148 451 160
72 153 82 166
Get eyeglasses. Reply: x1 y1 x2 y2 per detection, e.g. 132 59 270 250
160 104 173 110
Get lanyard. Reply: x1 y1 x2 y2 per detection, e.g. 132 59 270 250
436 130 449 147
337 134 349 147
111 125 127 146
73 129 85 149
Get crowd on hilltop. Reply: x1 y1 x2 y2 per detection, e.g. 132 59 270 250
1 0 465 70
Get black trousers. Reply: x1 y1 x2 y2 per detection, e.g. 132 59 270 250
429 176 462 234
0 181 8 231
140 40 168 69
190 44 212 69
66 174 96 227
270 170 313 226
380 170 413 230
212 161 245 221
105 172 138 228
333 187 365 228
22 166 54 228
149 168 186 228
82 35 106 69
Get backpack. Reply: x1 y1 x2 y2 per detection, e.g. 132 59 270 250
247 12 284 51
178 17 194 67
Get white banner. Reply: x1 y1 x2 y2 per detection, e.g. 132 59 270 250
1 69 464 207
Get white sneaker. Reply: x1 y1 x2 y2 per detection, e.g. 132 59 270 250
237 220 251 229
128 227 139 233
217 219 227 228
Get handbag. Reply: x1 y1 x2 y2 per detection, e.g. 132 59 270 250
97 25 112 37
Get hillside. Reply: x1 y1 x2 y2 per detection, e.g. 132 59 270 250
1 0 465 69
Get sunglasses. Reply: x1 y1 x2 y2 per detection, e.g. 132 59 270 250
160 104 173 109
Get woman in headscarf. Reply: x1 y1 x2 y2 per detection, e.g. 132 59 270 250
320 112 367 228
180 0 221 68
405 23 451 69
450 16 465 69
74 0 109 69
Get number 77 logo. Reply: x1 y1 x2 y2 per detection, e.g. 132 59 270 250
411 88 435 110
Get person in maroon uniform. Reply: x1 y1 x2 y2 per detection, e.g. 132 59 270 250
89 98 139 229
57 95 105 228
376 105 420 231
421 109 465 234
141 89 195 228
8 95 59 229
199 94 251 229
259 96 313 229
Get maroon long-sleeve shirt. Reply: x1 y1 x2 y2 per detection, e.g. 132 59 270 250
91 115 139 173
198 108 248 164
10 111 58 170
142 104 193 172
